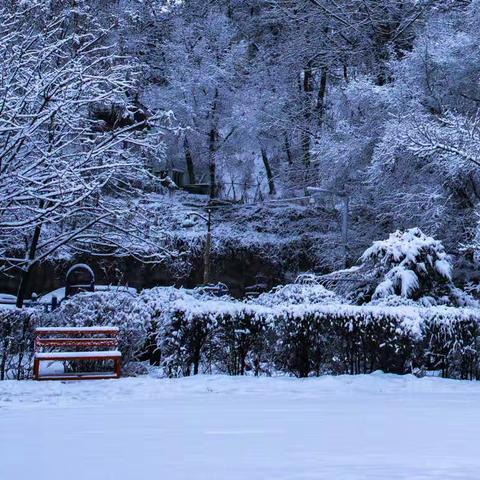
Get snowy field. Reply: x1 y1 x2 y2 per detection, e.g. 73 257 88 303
2 374 480 480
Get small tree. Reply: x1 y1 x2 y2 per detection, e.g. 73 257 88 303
359 228 453 301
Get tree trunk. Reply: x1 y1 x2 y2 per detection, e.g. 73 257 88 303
16 313 31 379
301 132 311 168
203 209 212 284
284 133 293 165
209 89 219 199
317 66 328 126
303 62 313 93
301 63 313 168
209 127 218 199
16 200 45 308
193 356 200 375
261 148 276 195
184 136 196 185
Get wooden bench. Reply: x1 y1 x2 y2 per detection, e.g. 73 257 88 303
33 327 122 381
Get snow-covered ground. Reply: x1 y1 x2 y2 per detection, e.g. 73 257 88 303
1 373 480 480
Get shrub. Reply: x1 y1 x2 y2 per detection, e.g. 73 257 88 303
422 309 480 380
50 291 149 365
214 307 272 376
274 311 326 378
158 304 218 377
358 228 454 301
155 297 272 377
273 305 417 377
0 308 41 380
254 283 342 307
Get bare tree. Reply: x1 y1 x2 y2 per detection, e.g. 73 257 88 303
0 4 174 306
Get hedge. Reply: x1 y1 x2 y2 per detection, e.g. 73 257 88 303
1 289 480 380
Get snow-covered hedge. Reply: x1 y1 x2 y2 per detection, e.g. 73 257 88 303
2 287 480 380
155 298 273 377
421 309 480 380
274 305 416 377
49 291 149 365
0 308 41 380
254 283 342 307
144 293 480 379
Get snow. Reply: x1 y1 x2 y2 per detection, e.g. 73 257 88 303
435 259 453 280
0 293 16 309
36 326 120 333
65 263 94 279
0 293 15 302
38 285 137 303
34 350 121 359
396 267 419 297
254 282 342 306
1 373 480 480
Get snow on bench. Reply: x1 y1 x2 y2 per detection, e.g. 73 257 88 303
35 350 122 360
36 327 119 333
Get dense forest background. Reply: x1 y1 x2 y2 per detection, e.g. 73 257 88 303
2 0 480 296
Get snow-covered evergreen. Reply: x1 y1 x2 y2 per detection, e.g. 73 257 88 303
360 228 453 301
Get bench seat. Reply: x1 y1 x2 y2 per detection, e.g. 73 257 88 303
34 350 121 360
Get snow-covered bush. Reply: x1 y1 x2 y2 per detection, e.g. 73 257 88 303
0 308 42 380
274 310 327 378
136 287 195 367
369 295 420 307
254 283 343 307
422 309 480 380
153 295 273 377
359 228 454 302
50 291 149 366
213 307 273 376
274 305 417 377
157 301 219 377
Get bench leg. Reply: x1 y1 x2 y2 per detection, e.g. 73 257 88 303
114 358 122 378
33 358 40 380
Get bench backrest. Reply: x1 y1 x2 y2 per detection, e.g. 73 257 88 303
34 327 119 352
